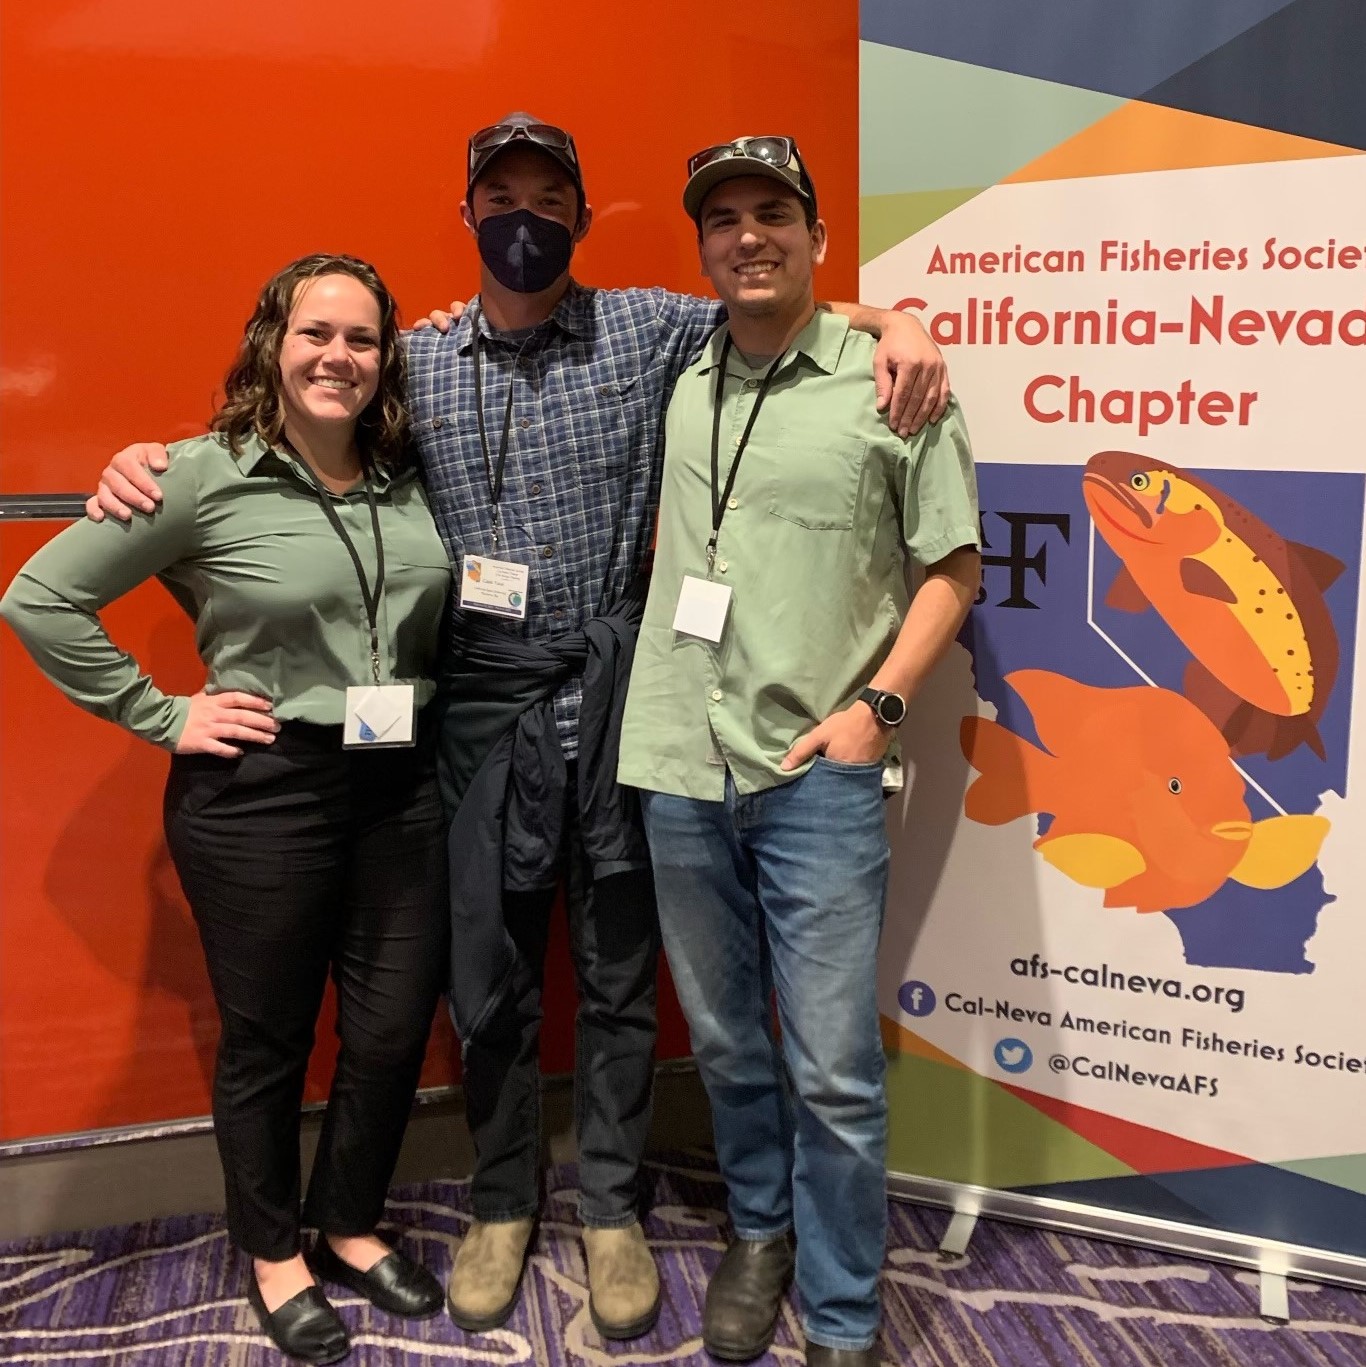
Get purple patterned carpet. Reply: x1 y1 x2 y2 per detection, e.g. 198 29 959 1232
1 1151 1363 1365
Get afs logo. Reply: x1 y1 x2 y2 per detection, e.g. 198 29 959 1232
994 1038 1033 1074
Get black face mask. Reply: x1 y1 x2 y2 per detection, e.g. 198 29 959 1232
476 208 573 294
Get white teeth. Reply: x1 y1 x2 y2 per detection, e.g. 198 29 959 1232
311 378 354 389
737 262 777 276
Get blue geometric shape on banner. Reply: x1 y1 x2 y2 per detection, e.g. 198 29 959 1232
1153 1165 1366 1256
1017 1163 1366 1257
1014 1172 1215 1226
860 0 1298 95
1143 0 1366 150
1166 869 1331 975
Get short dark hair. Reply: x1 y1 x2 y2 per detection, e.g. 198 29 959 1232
211 254 409 469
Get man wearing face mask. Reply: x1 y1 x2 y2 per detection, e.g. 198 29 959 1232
410 113 957 1343
86 112 952 1344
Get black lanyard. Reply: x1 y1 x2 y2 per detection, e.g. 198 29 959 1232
470 305 531 554
303 464 386 685
708 335 784 570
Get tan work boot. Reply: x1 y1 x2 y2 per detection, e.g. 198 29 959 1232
582 1222 662 1340
446 1217 535 1331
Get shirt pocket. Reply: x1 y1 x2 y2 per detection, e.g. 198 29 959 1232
766 435 868 531
573 374 646 486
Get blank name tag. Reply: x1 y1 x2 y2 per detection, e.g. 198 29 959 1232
460 554 530 619
672 575 733 643
344 684 416 748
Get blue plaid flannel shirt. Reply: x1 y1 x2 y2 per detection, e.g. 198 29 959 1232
406 282 724 755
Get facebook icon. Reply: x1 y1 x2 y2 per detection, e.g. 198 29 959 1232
898 981 937 1017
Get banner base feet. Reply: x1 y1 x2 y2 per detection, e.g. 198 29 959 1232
1259 1269 1290 1324
939 1208 979 1258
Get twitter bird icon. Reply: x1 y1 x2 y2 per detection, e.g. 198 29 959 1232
994 1038 1033 1074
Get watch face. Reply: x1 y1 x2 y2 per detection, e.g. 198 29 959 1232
879 692 907 725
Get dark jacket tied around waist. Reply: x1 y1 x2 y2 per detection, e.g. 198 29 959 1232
438 581 649 1040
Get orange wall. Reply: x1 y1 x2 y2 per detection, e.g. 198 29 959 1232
0 0 859 1140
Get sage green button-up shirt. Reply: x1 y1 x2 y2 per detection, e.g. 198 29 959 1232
0 432 452 748
618 311 979 800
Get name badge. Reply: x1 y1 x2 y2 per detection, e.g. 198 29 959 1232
673 575 733 643
460 554 530 619
344 684 416 749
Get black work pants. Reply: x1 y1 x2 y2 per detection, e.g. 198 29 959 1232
462 773 661 1227
164 719 448 1260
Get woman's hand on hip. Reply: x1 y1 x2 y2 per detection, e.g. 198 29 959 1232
174 691 280 757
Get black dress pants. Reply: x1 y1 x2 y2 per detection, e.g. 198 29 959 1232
164 719 449 1260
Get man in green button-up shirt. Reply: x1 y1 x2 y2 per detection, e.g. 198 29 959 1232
618 138 981 1367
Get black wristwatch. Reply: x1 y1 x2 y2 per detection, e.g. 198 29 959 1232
859 687 907 727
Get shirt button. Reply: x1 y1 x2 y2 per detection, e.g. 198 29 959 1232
732 436 742 447
598 384 613 396
541 545 555 558
727 497 738 509
530 482 543 495
745 378 759 389
554 608 564 618
518 417 531 430
711 689 724 702
431 417 445 430
717 560 728 573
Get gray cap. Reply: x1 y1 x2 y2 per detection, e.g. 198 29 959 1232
683 136 816 222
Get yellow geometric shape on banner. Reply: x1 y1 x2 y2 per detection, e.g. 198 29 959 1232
860 186 986 266
881 1017 1135 1189
1004 99 1360 184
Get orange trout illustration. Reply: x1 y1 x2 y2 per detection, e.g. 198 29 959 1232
1082 451 1343 761
961 670 1328 913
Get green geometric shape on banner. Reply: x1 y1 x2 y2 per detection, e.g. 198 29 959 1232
884 1049 1135 1189
860 42 1125 197
1272 1153 1366 1198
860 186 985 265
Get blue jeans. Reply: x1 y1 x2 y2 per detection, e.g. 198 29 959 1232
641 758 891 1352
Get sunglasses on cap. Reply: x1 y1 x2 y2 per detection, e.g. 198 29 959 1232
686 135 802 179
467 118 581 182
683 136 816 222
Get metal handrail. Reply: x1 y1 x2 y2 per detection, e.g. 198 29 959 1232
0 495 87 521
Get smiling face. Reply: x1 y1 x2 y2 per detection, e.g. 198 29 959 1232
277 273 382 434
696 175 826 321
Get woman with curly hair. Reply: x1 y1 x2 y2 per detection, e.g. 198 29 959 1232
1 254 452 1363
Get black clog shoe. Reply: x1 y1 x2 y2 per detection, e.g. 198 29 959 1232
310 1235 444 1319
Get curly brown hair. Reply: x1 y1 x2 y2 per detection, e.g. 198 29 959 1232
211 254 410 468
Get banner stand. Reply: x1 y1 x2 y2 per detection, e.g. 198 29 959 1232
888 1174 1366 1297
863 6 1366 1301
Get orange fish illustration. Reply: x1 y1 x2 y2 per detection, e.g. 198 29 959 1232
961 670 1329 913
1083 451 1343 761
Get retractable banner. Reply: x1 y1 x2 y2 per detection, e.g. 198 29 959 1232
861 1 1366 1265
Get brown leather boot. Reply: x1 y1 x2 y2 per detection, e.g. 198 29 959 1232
581 1222 662 1339
445 1217 535 1331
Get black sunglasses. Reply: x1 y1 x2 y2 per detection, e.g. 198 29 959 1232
469 121 578 175
686 136 799 179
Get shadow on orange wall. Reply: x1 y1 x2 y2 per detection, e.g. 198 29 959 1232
0 0 858 1140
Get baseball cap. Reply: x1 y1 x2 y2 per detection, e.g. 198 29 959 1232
467 112 583 199
683 136 816 222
